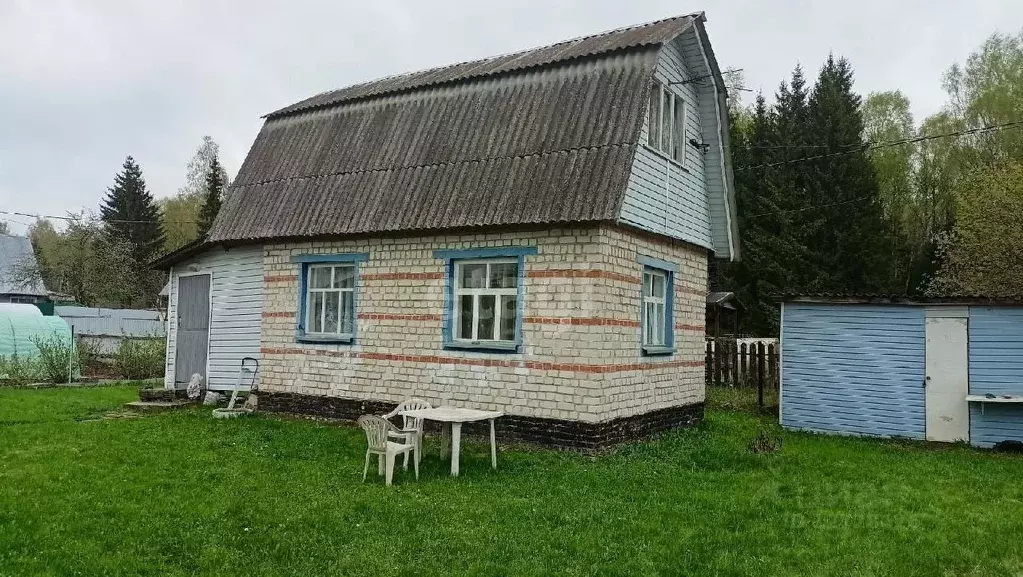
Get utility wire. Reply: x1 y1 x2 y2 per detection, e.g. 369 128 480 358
736 119 1023 171
744 195 875 219
0 209 199 226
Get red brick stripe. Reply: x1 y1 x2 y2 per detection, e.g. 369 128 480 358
259 347 703 374
675 323 705 332
362 272 445 281
527 269 640 284
264 275 298 283
524 316 641 328
357 313 443 321
263 311 295 318
675 286 705 297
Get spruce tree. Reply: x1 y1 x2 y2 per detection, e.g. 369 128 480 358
197 155 224 237
804 55 892 292
100 156 166 307
100 156 165 266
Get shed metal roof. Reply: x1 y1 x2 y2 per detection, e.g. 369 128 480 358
204 14 718 246
779 294 1023 306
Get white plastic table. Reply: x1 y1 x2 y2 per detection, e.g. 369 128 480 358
399 407 504 477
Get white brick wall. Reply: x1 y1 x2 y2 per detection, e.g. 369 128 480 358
260 225 707 422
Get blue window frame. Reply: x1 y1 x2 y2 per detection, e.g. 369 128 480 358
638 255 676 356
434 246 537 353
291 253 368 344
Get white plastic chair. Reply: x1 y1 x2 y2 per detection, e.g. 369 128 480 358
357 415 418 486
382 398 433 468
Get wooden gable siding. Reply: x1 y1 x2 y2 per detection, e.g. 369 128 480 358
681 25 733 258
780 303 926 439
619 33 713 250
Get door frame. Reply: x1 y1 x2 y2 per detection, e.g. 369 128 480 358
924 306 970 442
174 269 213 388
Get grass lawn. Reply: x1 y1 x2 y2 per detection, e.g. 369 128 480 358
2 386 1023 576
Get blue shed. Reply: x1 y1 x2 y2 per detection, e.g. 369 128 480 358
780 296 1023 448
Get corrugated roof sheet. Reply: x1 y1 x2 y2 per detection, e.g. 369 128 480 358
267 15 697 118
0 235 47 296
208 15 699 244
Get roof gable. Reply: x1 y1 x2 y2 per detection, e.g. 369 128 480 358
208 14 711 245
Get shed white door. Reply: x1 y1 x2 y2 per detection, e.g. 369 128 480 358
925 309 969 442
175 273 211 386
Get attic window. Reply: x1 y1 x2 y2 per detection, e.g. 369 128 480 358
646 80 686 166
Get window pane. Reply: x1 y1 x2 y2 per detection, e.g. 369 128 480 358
500 295 517 341
489 262 518 289
341 291 354 334
308 291 324 333
332 266 354 289
673 95 686 163
644 302 655 344
643 272 653 297
458 295 473 339
648 81 661 148
477 294 496 341
460 264 487 289
661 88 672 152
323 291 340 333
652 274 666 299
310 267 332 289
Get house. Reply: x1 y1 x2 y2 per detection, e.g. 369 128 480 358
0 235 50 307
153 13 739 450
779 295 1023 448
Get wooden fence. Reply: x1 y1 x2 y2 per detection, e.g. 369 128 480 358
705 338 779 407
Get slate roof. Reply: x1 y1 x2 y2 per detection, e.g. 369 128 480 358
0 235 47 297
207 14 705 244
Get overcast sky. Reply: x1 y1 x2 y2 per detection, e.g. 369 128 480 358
2 0 1021 235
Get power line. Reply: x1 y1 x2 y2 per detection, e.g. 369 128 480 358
667 68 745 88
0 209 200 226
744 195 874 219
737 119 1023 172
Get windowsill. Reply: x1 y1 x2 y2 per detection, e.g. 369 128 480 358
642 345 676 356
296 334 354 345
642 143 689 173
444 341 519 353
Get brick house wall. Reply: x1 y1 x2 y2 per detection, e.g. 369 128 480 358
258 224 707 449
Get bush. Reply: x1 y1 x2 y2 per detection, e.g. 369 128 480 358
114 338 165 380
0 352 43 386
30 333 76 384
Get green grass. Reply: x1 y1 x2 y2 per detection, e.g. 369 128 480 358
1 386 1022 576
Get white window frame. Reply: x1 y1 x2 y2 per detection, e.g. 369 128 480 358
642 268 668 347
452 258 519 344
304 263 356 339
646 80 687 166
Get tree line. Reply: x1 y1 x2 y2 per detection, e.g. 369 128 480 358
720 29 1023 335
23 136 229 309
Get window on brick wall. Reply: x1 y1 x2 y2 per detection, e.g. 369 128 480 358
305 264 355 337
291 253 367 344
639 256 676 356
453 259 518 344
434 246 537 353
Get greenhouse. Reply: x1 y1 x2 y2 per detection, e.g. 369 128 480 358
0 303 73 361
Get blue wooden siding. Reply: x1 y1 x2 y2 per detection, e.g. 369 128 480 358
781 304 926 439
620 33 713 250
968 306 1023 447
